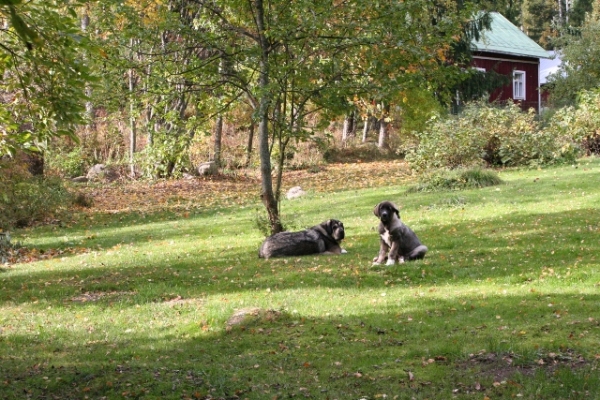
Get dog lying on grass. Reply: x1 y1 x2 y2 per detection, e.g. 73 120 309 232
372 201 427 265
258 219 347 259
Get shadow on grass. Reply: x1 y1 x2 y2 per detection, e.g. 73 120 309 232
1 290 599 400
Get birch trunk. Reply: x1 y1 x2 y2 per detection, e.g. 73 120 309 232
81 12 94 138
362 116 369 143
342 115 351 144
128 66 137 177
377 104 390 148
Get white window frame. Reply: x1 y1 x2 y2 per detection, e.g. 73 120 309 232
474 67 486 73
513 70 526 100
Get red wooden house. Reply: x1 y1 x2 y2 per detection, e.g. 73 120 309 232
470 12 550 112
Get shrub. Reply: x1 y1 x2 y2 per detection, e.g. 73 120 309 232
484 105 565 167
0 159 73 230
45 145 87 178
547 89 600 156
405 105 489 172
407 167 503 192
136 132 192 178
72 192 94 208
406 101 579 172
324 141 394 163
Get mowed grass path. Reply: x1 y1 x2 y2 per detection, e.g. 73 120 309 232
1 158 599 399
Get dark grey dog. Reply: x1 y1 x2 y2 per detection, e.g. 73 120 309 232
259 219 346 259
372 201 427 265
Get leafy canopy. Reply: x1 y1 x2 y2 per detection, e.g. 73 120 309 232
0 0 93 157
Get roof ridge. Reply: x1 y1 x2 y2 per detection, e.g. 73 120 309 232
473 12 550 59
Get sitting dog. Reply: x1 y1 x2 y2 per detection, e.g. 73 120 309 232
258 219 347 259
372 201 427 265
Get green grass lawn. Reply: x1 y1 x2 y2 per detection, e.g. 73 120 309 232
1 158 599 399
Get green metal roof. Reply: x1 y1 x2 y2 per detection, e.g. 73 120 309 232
472 12 550 59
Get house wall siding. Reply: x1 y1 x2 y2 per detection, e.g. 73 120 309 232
472 53 540 112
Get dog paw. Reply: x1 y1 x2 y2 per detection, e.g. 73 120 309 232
372 261 382 266
341 249 348 254
385 258 396 266
398 257 405 264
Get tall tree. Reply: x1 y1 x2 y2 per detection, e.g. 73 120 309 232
186 0 481 233
85 0 227 178
474 0 525 26
548 1 600 104
77 0 483 233
567 0 594 26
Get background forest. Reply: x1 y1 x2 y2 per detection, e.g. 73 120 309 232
1 0 600 233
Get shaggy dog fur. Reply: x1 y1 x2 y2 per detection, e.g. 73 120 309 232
259 219 346 259
372 201 427 265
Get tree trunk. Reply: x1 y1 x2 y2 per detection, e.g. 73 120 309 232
255 0 283 234
245 123 254 167
342 112 357 145
377 103 390 149
362 116 369 143
214 115 223 167
128 67 137 178
350 110 358 137
128 37 138 178
81 12 94 138
214 56 227 168
342 114 351 144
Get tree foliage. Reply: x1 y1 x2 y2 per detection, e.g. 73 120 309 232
3 0 576 235
548 1 600 104
150 0 481 233
0 0 92 157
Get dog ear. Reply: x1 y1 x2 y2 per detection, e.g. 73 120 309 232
389 202 400 218
325 219 333 234
373 203 382 217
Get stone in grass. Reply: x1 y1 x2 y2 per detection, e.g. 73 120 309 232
225 307 281 331
197 161 218 176
286 186 306 200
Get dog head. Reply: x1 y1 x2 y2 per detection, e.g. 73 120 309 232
373 201 399 224
324 219 345 241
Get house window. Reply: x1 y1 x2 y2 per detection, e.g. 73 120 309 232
513 70 525 100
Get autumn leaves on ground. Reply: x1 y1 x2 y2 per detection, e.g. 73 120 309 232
5 161 411 265
82 161 413 214
2 158 600 400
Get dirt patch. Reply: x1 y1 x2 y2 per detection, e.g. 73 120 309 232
459 349 591 383
161 295 203 307
70 291 136 303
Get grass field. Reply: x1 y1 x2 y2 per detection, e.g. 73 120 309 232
1 158 599 399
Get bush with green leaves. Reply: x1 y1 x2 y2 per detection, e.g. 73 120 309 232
136 132 192 179
0 160 73 230
405 104 488 171
45 145 87 178
406 101 579 172
546 89 600 156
